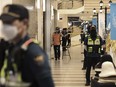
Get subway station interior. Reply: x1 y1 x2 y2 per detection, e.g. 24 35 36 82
0 0 116 87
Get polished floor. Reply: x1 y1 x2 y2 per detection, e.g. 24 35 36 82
51 35 95 87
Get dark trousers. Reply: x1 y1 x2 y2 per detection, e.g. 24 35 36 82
54 45 60 59
86 57 100 83
62 40 67 51
67 39 71 46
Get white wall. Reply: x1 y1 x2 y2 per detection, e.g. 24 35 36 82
0 0 12 38
57 14 68 28
0 0 12 14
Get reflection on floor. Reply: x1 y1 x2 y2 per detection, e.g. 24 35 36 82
51 35 95 87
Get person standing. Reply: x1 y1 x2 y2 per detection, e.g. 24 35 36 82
84 26 103 86
0 4 54 87
62 28 68 51
52 27 61 61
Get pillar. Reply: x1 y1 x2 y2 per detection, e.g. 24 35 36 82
37 0 43 47
45 0 51 58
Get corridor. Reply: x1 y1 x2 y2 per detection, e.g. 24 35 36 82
51 35 95 87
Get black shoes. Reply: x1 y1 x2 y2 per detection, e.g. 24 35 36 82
55 58 60 61
85 83 90 86
81 60 84 62
82 67 86 70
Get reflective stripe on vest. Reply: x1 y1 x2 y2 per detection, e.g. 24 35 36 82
88 47 93 52
1 59 7 78
1 50 9 79
87 36 101 53
88 36 100 45
0 39 33 84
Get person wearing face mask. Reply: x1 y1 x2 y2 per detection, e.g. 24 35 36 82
84 25 103 86
0 4 54 87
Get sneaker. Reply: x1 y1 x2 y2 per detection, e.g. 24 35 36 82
85 83 90 86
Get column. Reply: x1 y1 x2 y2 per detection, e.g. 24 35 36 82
37 0 43 47
45 0 51 58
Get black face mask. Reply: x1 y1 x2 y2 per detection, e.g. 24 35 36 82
90 30 97 38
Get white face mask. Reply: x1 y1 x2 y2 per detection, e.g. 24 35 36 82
1 24 18 41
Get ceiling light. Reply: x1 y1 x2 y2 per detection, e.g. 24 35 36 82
109 0 112 6
99 0 103 7
93 8 96 13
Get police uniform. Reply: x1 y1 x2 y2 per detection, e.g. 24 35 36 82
8 35 54 87
84 35 103 85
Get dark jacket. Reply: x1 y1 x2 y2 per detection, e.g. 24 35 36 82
11 35 54 87
0 39 9 71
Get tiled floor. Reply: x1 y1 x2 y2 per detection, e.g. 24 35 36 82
51 35 95 87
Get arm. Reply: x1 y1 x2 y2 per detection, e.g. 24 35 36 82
84 37 88 51
28 44 54 87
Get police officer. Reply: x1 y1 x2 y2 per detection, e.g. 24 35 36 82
84 26 103 86
0 4 54 87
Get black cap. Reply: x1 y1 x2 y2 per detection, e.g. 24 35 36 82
0 4 29 22
56 27 60 30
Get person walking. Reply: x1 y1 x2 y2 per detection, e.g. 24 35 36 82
84 26 103 86
52 27 61 61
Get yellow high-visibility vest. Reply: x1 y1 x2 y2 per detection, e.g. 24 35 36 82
87 36 101 53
